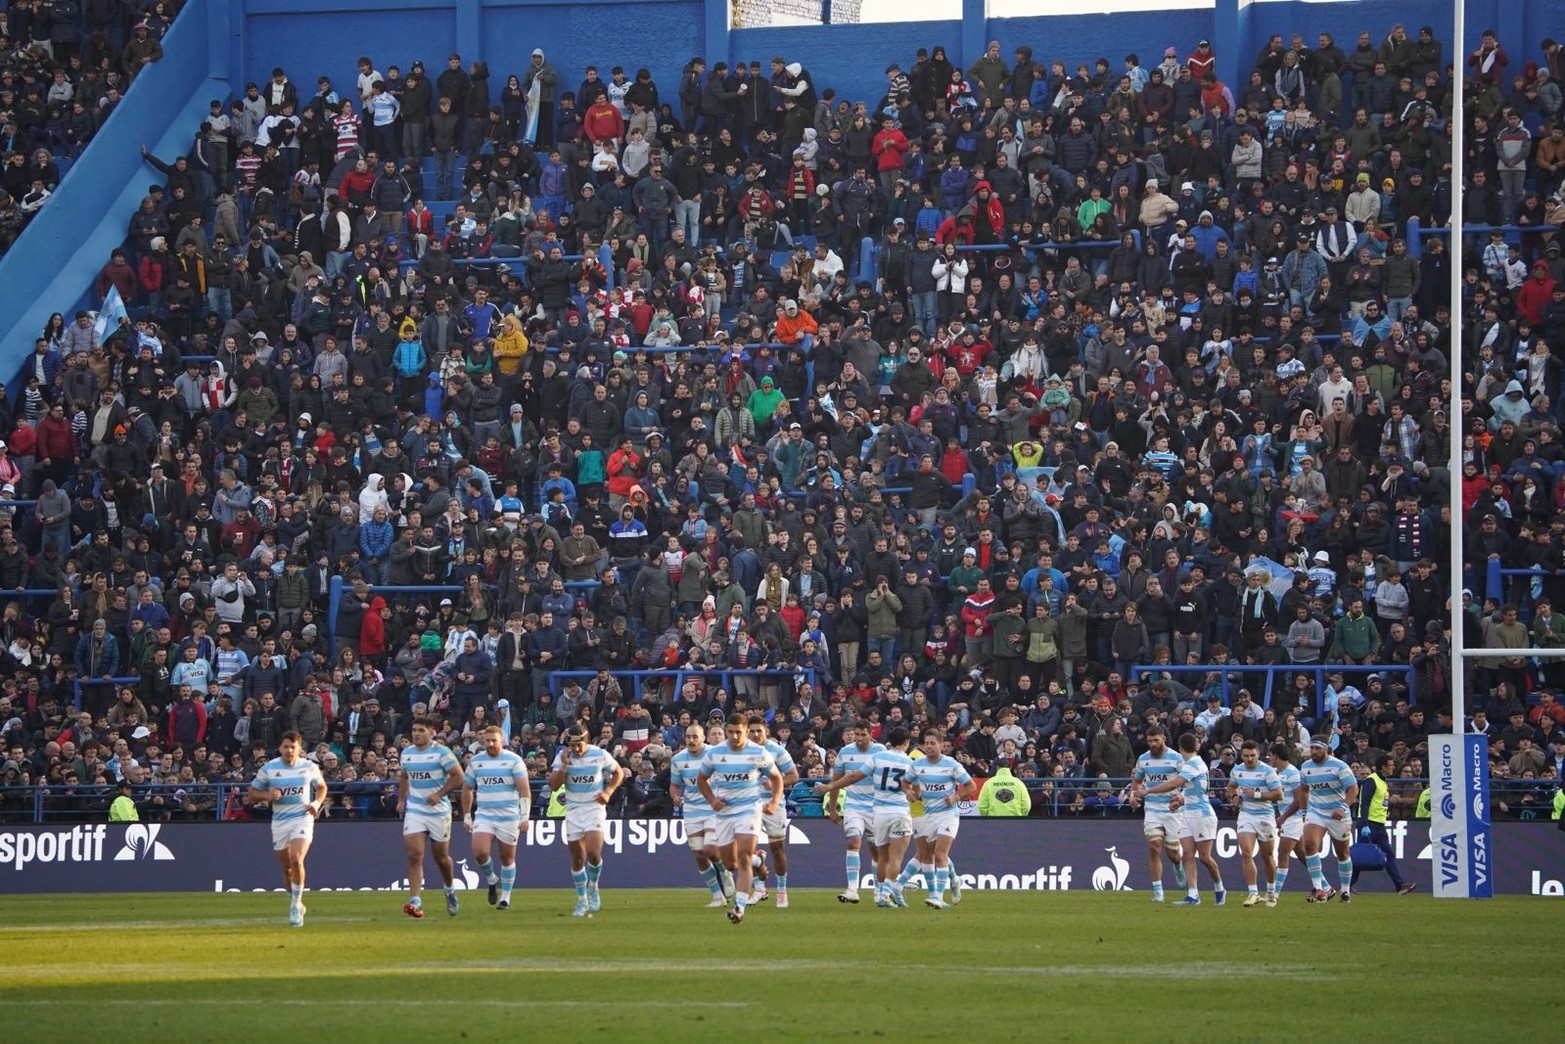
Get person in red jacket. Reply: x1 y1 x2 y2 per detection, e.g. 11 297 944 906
36 404 78 485
871 116 909 196
967 180 1005 241
166 688 208 747
1516 261 1556 326
961 576 996 666
360 596 389 667
934 212 975 246
582 96 625 145
1187 38 1216 80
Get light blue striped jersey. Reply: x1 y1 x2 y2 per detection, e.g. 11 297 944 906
1300 755 1355 818
1275 762 1303 819
550 744 617 806
1229 762 1281 816
867 749 916 811
670 749 714 816
833 741 885 815
906 754 971 814
699 740 777 820
762 739 797 779
1176 755 1214 815
467 749 529 825
253 757 323 822
1133 749 1185 814
402 743 460 816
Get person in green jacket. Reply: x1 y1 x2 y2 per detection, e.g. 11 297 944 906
989 600 1028 692
109 779 140 822
1328 598 1380 663
978 764 1032 817
947 549 983 603
745 375 784 427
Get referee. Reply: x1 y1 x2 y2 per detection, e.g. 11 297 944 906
1356 755 1416 894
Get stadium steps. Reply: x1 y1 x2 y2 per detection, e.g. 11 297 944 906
0 3 233 380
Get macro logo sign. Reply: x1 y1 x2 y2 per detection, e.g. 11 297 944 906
114 823 175 861
1429 735 1491 899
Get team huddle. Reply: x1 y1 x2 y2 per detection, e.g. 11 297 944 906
1129 725 1367 906
244 717 1367 927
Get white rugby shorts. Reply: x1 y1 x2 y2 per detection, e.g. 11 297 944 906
1142 810 1184 841
871 810 914 846
842 808 874 839
683 814 717 849
473 817 523 846
564 803 607 842
1305 811 1351 842
403 810 452 843
1236 810 1277 842
1179 810 1218 843
271 815 314 852
913 812 960 842
714 810 763 847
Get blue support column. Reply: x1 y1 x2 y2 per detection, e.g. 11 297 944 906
960 0 986 73
704 0 731 68
327 574 344 656
1213 0 1249 97
456 0 483 68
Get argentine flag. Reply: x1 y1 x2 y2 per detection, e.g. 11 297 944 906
93 285 128 341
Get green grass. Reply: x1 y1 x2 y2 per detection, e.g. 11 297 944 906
0 888 1556 1042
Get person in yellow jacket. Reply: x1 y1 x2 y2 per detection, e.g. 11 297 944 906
545 781 568 818
978 763 1032 816
109 780 140 822
491 313 529 377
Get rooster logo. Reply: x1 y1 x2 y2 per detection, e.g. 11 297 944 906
1091 846 1131 891
113 824 175 861
786 824 811 845
453 858 481 890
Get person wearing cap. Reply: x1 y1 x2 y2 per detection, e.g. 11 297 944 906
1279 735 1360 902
1280 231 1327 308
109 777 141 822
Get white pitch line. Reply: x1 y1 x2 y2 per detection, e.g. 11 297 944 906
0 917 378 933
0 999 754 1010
0 957 1342 983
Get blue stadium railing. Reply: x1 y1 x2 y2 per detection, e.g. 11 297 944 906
1407 219 1561 258
3 778 1555 825
1129 661 1418 717
72 677 143 713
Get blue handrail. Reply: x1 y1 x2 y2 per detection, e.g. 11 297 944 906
1129 661 1418 717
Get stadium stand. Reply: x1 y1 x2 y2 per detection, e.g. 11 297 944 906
0 0 1564 828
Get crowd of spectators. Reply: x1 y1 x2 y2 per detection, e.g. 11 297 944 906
0 1 172 252
2 16 1565 825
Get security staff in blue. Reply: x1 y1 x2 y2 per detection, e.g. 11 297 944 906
1355 755 1416 894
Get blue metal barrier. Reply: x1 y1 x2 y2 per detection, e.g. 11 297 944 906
4 777 1549 825
1408 219 1560 258
1485 560 1559 618
72 676 143 713
545 667 821 707
1129 661 1418 717
326 577 462 656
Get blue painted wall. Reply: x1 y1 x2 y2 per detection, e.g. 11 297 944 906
0 2 229 373
243 5 458 93
732 21 962 113
483 2 702 109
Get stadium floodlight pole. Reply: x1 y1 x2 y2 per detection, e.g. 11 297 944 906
1449 1 1466 731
